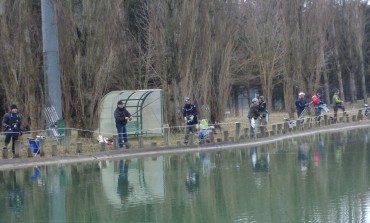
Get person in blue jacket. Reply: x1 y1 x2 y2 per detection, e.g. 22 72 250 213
182 97 198 145
295 92 309 118
114 100 132 149
2 104 22 155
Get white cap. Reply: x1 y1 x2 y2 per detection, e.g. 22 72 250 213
365 104 368 107
252 98 258 103
299 92 305 96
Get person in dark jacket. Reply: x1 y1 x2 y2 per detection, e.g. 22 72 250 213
182 97 198 145
248 98 260 138
257 96 268 124
2 104 22 155
295 92 309 118
114 100 132 149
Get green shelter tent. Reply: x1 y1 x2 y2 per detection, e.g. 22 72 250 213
98 89 163 137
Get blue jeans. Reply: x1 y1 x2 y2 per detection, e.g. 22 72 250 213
116 124 128 148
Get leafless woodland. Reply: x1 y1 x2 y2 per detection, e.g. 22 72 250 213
0 0 369 132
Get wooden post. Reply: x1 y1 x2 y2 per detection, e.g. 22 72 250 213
2 148 8 159
138 135 144 148
235 122 240 141
244 128 249 138
64 128 71 153
209 131 215 144
177 141 181 146
260 125 266 137
164 127 170 145
352 115 356 122
151 142 157 147
277 124 282 134
52 145 58 156
217 138 222 143
76 142 82 153
14 140 21 158
100 142 106 151
296 120 301 131
346 115 350 123
40 138 45 157
113 135 118 150
28 147 33 158
272 125 277 135
224 131 229 142
357 109 363 120
189 134 194 146
324 115 328 126
283 122 289 134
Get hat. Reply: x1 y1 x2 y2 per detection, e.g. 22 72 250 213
10 104 17 109
299 92 305 96
183 97 190 102
117 100 124 105
252 98 258 103
365 104 368 107
259 96 264 101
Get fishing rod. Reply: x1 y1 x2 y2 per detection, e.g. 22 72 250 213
129 97 161 117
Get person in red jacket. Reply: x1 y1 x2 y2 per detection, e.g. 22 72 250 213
311 92 324 121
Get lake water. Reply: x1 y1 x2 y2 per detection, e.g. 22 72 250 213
0 128 369 223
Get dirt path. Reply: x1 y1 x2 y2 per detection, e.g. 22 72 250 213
0 120 369 171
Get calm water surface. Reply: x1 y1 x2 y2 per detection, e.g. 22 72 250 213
0 128 369 223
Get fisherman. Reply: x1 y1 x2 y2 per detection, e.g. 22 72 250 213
295 92 309 119
248 98 260 138
2 104 23 156
182 97 198 145
332 89 347 122
257 96 268 124
311 92 325 121
114 100 132 149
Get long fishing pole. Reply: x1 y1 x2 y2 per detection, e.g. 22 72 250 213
129 97 161 117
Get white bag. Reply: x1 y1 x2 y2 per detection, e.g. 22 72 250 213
251 117 256 129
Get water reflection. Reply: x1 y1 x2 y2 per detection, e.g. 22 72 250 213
6 171 24 215
298 143 310 172
30 167 42 186
251 147 270 173
0 128 369 222
100 157 165 208
312 136 325 167
117 159 132 201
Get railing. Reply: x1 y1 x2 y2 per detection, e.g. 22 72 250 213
0 108 368 159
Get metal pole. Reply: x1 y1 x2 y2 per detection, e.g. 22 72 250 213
42 0 63 119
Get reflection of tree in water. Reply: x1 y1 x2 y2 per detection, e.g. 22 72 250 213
251 148 270 173
6 171 24 215
117 160 132 201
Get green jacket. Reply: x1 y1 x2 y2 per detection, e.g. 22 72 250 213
332 94 342 106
